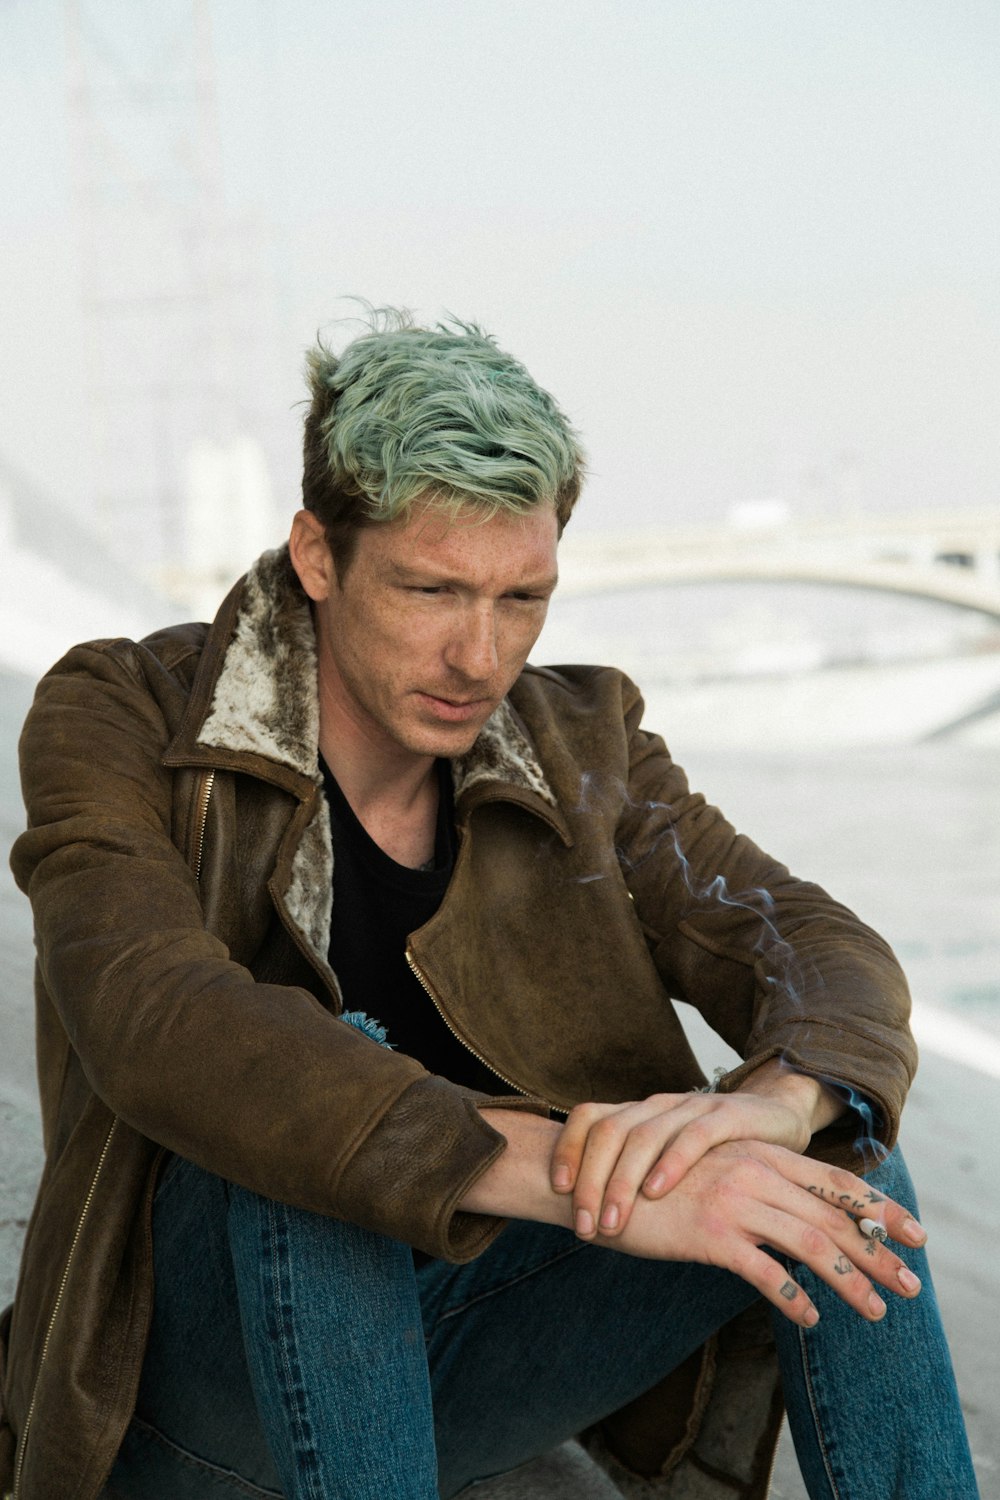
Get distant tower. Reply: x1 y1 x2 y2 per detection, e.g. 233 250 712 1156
65 0 273 598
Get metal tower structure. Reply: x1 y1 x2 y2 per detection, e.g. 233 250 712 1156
65 0 236 576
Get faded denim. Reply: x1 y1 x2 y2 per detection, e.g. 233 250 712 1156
105 1148 978 1499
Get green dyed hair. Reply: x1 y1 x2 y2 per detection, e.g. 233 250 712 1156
301 307 584 566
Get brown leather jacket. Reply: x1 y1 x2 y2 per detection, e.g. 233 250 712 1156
1 546 916 1500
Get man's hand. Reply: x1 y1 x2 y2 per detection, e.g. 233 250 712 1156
550 1061 847 1239
464 1111 927 1329
602 1138 925 1328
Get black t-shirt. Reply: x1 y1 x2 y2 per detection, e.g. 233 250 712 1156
321 757 502 1096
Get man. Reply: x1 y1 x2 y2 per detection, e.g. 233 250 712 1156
1 311 976 1499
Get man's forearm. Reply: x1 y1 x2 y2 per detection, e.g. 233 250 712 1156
460 1109 571 1224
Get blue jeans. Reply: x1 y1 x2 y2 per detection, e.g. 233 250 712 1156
105 1148 977 1500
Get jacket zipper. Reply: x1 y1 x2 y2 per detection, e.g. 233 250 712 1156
11 773 217 1496
405 947 552 1107
192 769 216 884
12 1118 119 1499
761 1427 779 1499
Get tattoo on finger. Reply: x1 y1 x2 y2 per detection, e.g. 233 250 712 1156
833 1254 853 1276
807 1184 876 1217
779 1280 798 1301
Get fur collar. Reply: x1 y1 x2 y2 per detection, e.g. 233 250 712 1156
196 544 556 808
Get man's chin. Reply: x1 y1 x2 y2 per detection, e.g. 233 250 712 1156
406 704 495 759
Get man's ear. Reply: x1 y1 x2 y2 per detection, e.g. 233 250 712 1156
289 510 335 602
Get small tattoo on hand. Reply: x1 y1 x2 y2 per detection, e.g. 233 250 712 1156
866 1192 886 1205
779 1280 798 1300
833 1255 853 1276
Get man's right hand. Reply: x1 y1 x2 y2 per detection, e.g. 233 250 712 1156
463 1110 924 1329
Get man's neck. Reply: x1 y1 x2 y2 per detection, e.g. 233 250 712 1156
317 700 440 871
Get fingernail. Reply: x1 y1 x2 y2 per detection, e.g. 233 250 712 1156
803 1307 820 1327
552 1164 571 1190
575 1209 594 1238
600 1203 619 1231
645 1172 667 1194
868 1292 887 1318
898 1266 921 1295
903 1217 926 1245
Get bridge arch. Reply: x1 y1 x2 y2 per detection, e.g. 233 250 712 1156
556 554 1000 624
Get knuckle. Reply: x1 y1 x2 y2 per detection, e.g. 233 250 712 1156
765 1262 797 1298
730 1157 766 1192
591 1115 624 1147
826 1166 867 1204
827 1164 860 1191
801 1225 827 1259
567 1102 599 1129
816 1199 846 1233
606 1174 636 1202
631 1118 664 1148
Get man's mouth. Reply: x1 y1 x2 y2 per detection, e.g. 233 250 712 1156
417 692 493 724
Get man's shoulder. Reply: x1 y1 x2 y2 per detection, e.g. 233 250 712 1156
135 618 212 674
514 660 643 716
508 663 650 774
33 621 212 711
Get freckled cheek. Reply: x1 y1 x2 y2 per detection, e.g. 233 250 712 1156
387 628 448 690
500 619 545 672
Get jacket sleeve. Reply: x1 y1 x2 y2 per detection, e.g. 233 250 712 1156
10 640 533 1261
613 677 917 1164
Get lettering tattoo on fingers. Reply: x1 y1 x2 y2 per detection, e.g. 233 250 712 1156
779 1281 798 1301
808 1184 886 1217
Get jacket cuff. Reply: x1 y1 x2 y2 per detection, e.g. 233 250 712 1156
330 1076 547 1262
716 1032 910 1174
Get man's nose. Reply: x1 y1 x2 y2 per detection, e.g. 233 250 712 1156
446 605 499 681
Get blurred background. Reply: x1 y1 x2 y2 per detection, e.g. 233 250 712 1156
1 2 998 1492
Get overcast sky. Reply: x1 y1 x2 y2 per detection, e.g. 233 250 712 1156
2 0 997 543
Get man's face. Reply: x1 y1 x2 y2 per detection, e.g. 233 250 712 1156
297 502 559 763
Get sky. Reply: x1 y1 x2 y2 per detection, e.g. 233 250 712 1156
1 0 998 550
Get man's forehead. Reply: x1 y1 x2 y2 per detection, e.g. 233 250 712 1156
368 501 559 569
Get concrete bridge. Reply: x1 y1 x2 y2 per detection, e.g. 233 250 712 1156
557 508 1000 620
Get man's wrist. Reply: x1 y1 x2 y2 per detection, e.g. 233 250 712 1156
460 1109 571 1226
738 1058 847 1139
